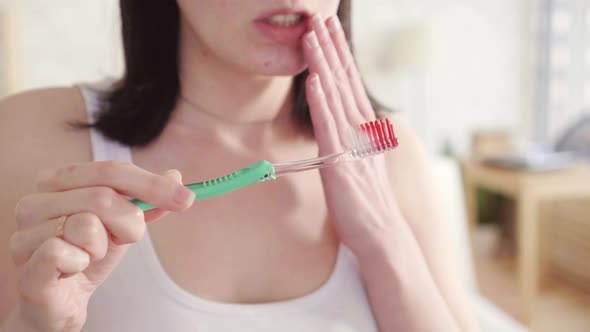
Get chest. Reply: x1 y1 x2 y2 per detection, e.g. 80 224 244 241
131 133 343 303
86 237 378 332
148 168 340 304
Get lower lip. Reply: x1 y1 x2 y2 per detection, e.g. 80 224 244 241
254 18 309 44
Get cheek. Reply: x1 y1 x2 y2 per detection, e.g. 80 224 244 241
178 0 242 35
211 0 241 25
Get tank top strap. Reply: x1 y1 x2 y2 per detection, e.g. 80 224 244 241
76 80 133 163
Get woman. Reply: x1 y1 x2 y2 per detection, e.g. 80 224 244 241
0 1 478 331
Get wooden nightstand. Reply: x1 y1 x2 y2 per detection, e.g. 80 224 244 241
461 159 590 323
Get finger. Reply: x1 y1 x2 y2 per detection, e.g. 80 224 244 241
306 73 340 155
303 29 348 142
11 213 110 266
144 169 181 223
10 221 58 266
62 213 109 261
35 161 195 211
17 168 184 244
143 208 170 223
18 169 180 228
19 238 90 299
310 15 364 127
14 187 146 244
326 16 375 121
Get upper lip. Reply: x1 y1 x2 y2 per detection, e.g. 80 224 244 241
256 7 312 21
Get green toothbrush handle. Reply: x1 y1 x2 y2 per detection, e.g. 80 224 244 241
130 160 275 211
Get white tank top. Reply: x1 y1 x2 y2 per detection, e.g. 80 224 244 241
77 82 379 332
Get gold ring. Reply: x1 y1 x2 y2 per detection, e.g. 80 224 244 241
55 215 68 238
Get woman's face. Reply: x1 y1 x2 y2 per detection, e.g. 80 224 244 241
176 0 341 76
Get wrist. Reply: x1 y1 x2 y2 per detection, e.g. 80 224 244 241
353 229 460 331
352 221 434 283
3 308 40 332
4 302 83 332
352 219 418 266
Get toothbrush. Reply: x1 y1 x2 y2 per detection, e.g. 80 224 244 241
131 118 399 211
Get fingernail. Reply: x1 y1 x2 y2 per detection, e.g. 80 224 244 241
309 74 323 93
164 168 181 177
164 169 183 183
311 13 323 24
78 252 90 268
311 14 327 33
68 248 89 268
305 31 319 48
310 73 320 85
173 187 195 205
326 16 341 31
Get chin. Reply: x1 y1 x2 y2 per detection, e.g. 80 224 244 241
257 62 308 77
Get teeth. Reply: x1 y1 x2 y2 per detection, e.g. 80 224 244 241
264 14 303 27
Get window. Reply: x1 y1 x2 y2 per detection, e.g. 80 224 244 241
552 9 572 34
551 79 569 104
550 46 571 68
537 0 590 140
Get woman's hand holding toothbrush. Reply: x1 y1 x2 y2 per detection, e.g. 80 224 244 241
303 15 460 332
5 163 194 332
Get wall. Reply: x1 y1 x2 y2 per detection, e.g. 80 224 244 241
0 9 14 95
0 0 122 95
354 0 535 155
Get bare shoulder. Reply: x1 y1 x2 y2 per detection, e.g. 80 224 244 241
0 86 93 318
0 87 93 184
0 86 93 169
0 85 94 205
382 114 432 176
381 115 439 222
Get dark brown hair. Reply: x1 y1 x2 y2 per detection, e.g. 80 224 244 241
86 0 386 147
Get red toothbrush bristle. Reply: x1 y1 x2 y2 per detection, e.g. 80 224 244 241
385 118 398 147
360 123 368 138
380 120 390 148
369 121 378 148
360 123 368 135
358 118 398 151
375 121 385 150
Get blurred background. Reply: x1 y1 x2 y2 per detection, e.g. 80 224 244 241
0 0 589 331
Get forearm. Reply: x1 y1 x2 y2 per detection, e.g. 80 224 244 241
357 229 460 332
